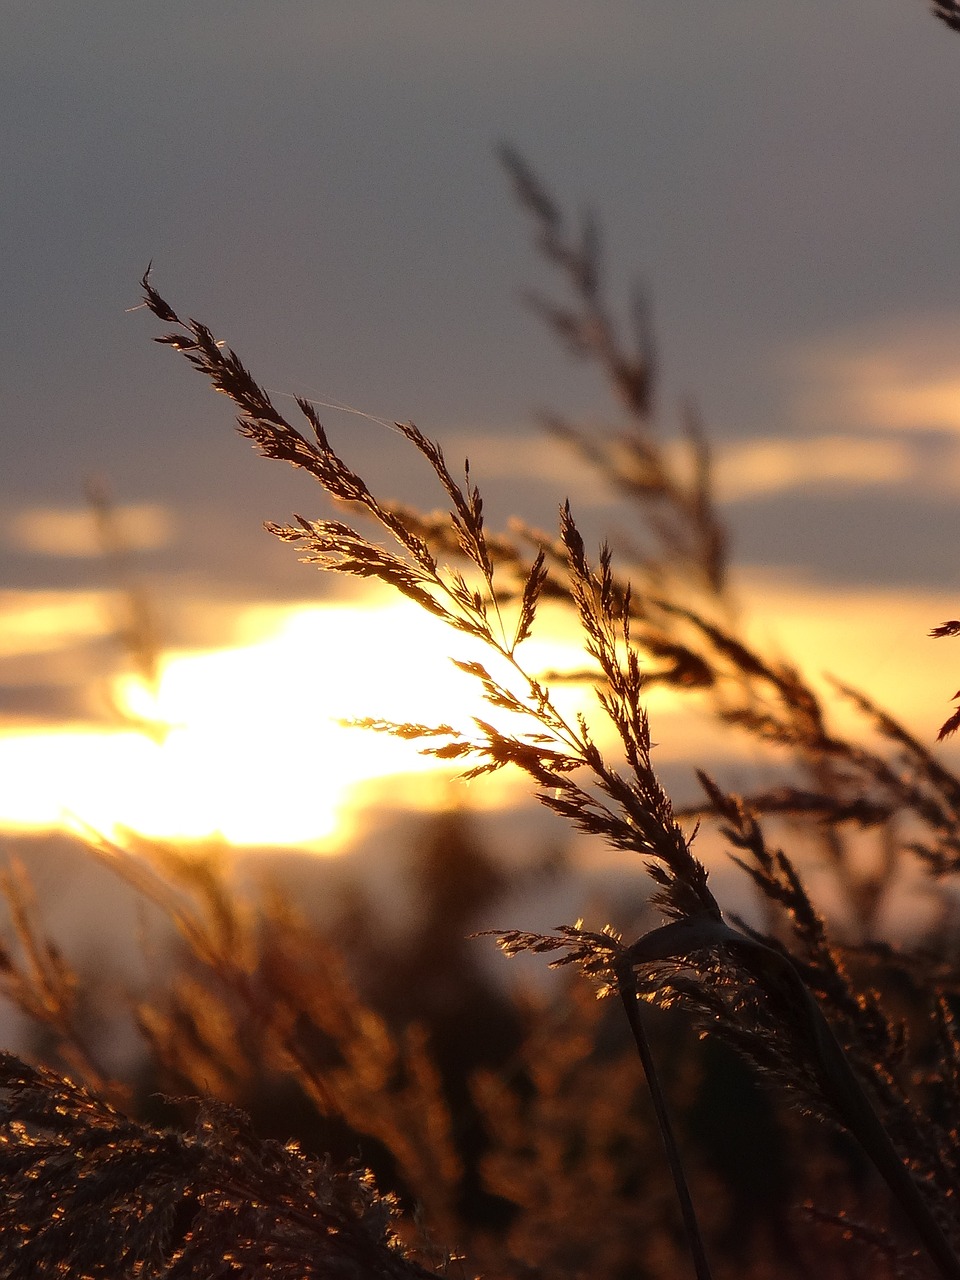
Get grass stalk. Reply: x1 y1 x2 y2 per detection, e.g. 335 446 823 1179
616 960 713 1280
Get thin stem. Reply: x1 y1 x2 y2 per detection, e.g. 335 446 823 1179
616 962 713 1280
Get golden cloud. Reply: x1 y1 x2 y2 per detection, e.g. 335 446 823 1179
788 314 960 434
713 434 915 501
439 431 612 504
445 422 926 505
0 590 114 659
7 503 175 557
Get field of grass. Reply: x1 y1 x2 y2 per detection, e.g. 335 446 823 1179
4 8 960 1276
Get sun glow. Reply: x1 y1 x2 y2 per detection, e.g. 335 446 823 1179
1 576 958 853
0 595 593 851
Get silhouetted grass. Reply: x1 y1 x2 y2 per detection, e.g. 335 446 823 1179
0 1052 440 1279
136 169 960 1272
3 9 960 1275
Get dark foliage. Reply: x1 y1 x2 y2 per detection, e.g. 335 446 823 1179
932 1 960 34
0 1053 440 1279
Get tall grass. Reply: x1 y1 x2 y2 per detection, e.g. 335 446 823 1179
3 11 960 1276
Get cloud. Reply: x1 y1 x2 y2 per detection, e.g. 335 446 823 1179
787 313 960 434
447 424 940 506
428 335 960 510
439 432 612 505
713 434 916 501
0 591 113 659
6 503 176 558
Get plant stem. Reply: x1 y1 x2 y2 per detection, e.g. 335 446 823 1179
616 963 713 1280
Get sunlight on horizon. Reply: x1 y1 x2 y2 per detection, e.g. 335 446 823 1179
0 594 596 851
0 575 958 853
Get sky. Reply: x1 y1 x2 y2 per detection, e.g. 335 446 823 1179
2 1 960 858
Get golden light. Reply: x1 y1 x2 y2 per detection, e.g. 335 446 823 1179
0 593 595 851
0 590 111 658
0 576 957 853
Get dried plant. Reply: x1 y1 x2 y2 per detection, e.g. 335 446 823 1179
0 856 119 1105
5 11 960 1271
0 1052 442 1279
932 0 960 34
930 621 960 741
499 144 728 603
84 477 163 700
133 227 960 1276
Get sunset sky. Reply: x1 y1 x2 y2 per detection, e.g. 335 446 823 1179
3 2 960 852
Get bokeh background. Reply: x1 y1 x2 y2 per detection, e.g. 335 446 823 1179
3 1 960 949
